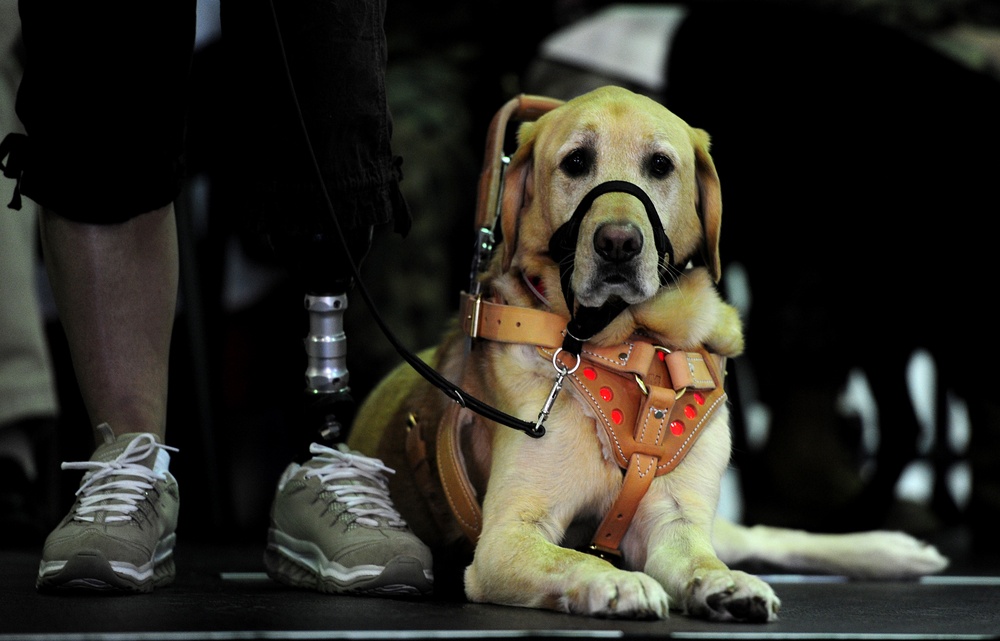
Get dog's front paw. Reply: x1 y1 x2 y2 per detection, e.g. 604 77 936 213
685 569 779 622
560 569 669 619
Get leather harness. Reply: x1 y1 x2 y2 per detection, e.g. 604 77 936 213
406 291 728 562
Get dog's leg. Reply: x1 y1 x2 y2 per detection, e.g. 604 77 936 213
628 410 780 622
712 519 948 579
464 422 670 618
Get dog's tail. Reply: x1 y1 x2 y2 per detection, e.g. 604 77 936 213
712 518 949 580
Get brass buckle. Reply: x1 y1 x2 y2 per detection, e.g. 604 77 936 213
580 544 623 568
466 294 483 339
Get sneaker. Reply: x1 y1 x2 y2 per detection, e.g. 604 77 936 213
264 443 433 596
36 423 179 593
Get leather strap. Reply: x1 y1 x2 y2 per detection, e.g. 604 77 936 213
591 386 675 555
475 95 564 231
461 292 565 348
435 403 483 544
405 413 461 540
590 386 726 557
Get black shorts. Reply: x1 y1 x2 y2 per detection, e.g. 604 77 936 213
11 0 409 234
14 1 196 223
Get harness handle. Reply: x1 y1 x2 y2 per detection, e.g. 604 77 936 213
469 95 565 296
475 95 565 232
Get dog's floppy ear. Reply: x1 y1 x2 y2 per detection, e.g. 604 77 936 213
691 127 722 282
499 121 537 271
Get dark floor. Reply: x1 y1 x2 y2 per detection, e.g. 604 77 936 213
2 529 999 641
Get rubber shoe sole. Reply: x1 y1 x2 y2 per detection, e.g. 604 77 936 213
264 529 433 596
36 534 176 594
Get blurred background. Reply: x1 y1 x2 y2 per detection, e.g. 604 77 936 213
2 0 999 564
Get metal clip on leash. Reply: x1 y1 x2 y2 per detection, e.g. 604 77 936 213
534 349 581 436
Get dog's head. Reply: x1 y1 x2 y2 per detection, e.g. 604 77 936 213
494 86 722 323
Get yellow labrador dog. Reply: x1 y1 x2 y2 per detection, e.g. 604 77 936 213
348 86 947 622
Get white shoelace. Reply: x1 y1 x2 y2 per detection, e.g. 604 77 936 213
303 443 407 528
63 434 178 523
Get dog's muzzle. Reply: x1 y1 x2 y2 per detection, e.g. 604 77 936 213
548 181 675 354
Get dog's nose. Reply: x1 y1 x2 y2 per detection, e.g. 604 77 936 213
594 223 643 263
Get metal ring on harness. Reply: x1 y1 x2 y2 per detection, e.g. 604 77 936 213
553 348 582 375
635 346 685 397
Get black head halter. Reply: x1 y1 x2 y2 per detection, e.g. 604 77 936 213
547 180 677 355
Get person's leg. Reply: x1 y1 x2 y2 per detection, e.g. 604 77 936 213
38 205 178 444
7 0 196 593
31 205 183 594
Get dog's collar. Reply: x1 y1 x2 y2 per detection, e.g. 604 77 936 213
461 291 568 348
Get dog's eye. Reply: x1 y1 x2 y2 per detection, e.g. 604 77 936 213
560 148 593 177
648 154 674 178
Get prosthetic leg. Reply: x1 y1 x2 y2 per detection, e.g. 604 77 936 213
303 288 352 443
289 226 373 447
